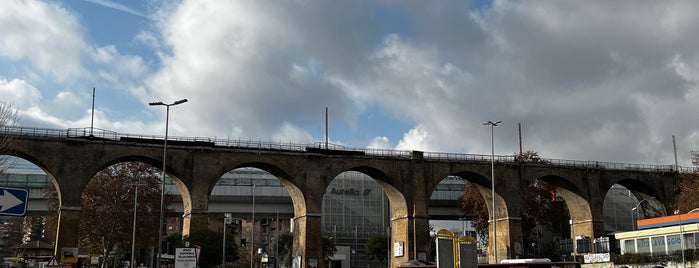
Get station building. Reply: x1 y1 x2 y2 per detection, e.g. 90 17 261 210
615 211 699 256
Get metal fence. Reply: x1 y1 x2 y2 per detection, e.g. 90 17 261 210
0 126 686 172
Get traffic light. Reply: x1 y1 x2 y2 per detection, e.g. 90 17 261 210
241 239 246 247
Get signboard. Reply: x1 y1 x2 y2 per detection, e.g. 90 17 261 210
458 243 477 268
292 256 301 268
174 248 198 268
0 187 28 216
583 253 610 263
393 241 404 257
436 237 454 268
46 256 61 268
60 247 79 264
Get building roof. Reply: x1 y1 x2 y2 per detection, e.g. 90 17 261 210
637 212 699 230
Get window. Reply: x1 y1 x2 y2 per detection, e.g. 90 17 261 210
651 236 665 255
636 238 650 253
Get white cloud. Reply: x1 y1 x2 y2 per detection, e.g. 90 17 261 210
367 137 392 150
396 125 432 151
0 0 87 81
144 1 366 140
7 0 699 167
0 78 41 108
137 0 699 165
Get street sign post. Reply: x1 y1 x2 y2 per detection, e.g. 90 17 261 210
174 248 197 268
0 187 28 216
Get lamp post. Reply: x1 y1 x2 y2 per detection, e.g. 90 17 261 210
484 120 501 263
250 185 256 268
629 207 635 231
632 197 656 230
678 211 685 266
130 178 144 268
149 98 188 268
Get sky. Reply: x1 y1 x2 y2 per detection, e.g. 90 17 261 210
3 0 699 166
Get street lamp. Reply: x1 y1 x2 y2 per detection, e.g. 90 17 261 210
149 98 188 268
629 207 635 231
631 197 656 230
224 213 232 268
250 185 256 268
483 120 501 263
130 178 144 268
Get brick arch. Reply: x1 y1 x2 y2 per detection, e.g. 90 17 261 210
344 166 407 219
334 165 415 267
205 160 318 264
1 153 64 202
536 175 590 219
217 162 304 218
449 171 503 212
610 179 667 218
435 170 514 263
95 155 193 227
535 174 603 252
2 151 55 176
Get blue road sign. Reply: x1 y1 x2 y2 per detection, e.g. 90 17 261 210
0 187 28 216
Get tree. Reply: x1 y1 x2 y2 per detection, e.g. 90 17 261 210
458 181 489 244
46 162 171 268
458 170 570 258
0 217 25 257
26 217 46 242
514 150 549 164
176 229 237 268
520 180 569 258
277 232 294 267
0 101 19 174
675 171 699 213
275 232 335 266
365 234 388 261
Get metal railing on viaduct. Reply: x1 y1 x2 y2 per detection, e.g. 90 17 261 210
0 126 680 172
0 126 682 267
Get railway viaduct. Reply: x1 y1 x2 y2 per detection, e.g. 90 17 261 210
1 127 678 267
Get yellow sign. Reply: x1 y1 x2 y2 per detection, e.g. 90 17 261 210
459 235 477 242
60 248 78 264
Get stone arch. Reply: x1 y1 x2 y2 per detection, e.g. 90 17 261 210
345 166 407 220
318 169 393 267
203 161 310 266
323 165 408 267
205 163 298 267
535 174 601 255
613 179 666 218
537 175 590 221
1 151 63 203
217 162 303 218
442 170 511 263
94 155 193 226
451 171 505 216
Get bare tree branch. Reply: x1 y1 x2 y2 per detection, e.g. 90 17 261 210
0 101 19 175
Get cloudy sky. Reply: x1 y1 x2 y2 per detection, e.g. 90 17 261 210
2 0 699 166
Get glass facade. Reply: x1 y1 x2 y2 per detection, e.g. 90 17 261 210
321 171 390 268
620 229 699 256
602 184 637 232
